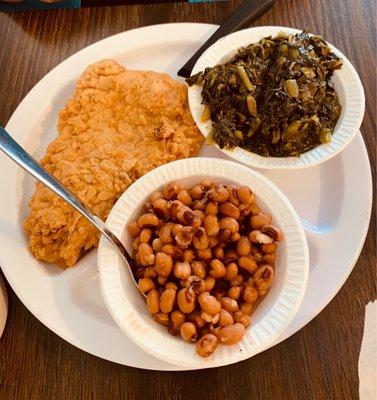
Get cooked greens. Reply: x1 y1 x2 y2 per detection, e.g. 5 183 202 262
187 31 343 157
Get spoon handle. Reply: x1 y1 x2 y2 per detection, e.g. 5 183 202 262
0 126 132 265
177 0 276 78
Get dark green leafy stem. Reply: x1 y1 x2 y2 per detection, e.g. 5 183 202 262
187 31 342 157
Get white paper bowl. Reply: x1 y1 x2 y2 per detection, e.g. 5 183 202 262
97 158 309 368
188 26 365 169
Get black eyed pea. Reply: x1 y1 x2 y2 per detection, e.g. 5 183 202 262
183 249 195 263
249 202 260 216
177 207 202 228
168 311 186 335
128 221 141 238
146 289 160 315
154 252 173 277
138 213 160 229
171 223 183 237
220 297 239 313
159 223 174 244
152 238 163 253
236 236 252 256
209 259 226 278
224 262 238 280
133 237 141 252
217 229 231 241
253 252 264 263
175 226 194 249
238 256 258 274
160 288 177 313
191 261 206 279
165 282 178 291
219 217 239 233
227 285 242 300
200 311 220 324
192 199 207 211
161 244 184 260
253 265 274 290
143 267 158 279
203 214 220 236
219 202 241 219
233 312 251 328
209 236 219 248
196 248 212 260
261 242 277 254
157 275 168 286
182 276 205 295
219 309 234 326
177 288 196 314
230 274 244 287
230 232 241 242
180 322 197 343
250 213 271 229
187 311 206 328
239 203 252 219
259 289 268 297
196 334 219 358
204 276 216 291
243 285 259 303
214 247 224 259
190 184 205 200
261 225 284 242
240 302 253 316
173 261 191 279
177 189 192 206
217 323 245 345
248 230 273 244
193 210 205 221
207 185 229 203
163 182 186 200
263 253 276 265
224 249 238 262
139 228 153 243
235 186 254 204
138 243 155 266
152 198 169 219
169 200 185 219
205 201 218 215
138 278 155 294
153 312 169 326
198 292 221 315
193 227 210 250
227 185 240 206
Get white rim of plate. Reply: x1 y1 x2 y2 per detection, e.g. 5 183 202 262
188 26 365 169
97 158 309 368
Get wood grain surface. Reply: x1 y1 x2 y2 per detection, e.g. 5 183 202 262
0 1 375 399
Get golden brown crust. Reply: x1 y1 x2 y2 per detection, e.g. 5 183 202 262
24 60 203 267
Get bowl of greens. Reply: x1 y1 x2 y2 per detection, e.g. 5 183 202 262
187 26 365 169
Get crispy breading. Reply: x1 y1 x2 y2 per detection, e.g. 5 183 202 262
24 60 203 267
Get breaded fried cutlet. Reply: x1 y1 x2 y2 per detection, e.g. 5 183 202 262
24 60 203 267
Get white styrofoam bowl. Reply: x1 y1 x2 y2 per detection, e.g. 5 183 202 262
188 26 365 169
97 158 309 368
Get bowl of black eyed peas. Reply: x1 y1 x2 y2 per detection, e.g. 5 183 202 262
97 158 309 368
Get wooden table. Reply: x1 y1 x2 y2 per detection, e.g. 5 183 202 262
0 1 375 399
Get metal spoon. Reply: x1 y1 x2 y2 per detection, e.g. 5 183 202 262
0 126 141 292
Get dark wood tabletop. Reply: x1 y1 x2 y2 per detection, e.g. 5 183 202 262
0 1 375 399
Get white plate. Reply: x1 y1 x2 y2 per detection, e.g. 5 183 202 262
0 23 372 371
98 158 309 368
0 275 8 338
188 26 365 169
